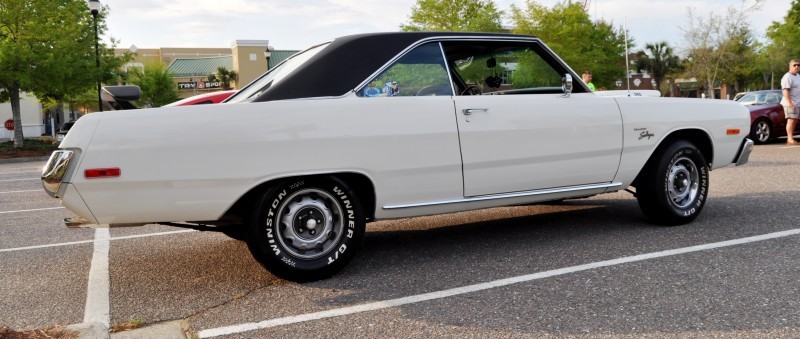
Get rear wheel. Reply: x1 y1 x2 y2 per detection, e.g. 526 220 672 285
749 119 772 144
636 140 709 226
246 177 365 281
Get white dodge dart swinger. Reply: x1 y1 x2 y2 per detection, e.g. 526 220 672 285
43 32 753 281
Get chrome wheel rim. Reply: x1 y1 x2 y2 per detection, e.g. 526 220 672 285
755 121 770 143
276 188 344 260
667 156 699 209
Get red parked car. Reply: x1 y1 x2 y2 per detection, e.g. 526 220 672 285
165 90 236 107
737 90 800 144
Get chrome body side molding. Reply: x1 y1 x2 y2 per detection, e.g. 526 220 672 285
383 182 623 210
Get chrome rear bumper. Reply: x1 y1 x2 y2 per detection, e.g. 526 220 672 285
41 150 74 198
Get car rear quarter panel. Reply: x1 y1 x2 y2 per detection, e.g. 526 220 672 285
613 97 749 187
66 96 464 224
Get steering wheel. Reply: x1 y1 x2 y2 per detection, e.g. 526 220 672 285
461 85 482 96
416 84 452 96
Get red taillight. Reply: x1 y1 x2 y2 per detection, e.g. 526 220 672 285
727 129 740 135
85 167 121 178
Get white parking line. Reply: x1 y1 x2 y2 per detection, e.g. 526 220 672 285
0 189 42 194
0 228 198 327
83 228 110 326
198 228 800 338
0 170 40 175
0 207 65 214
0 178 39 182
0 230 197 253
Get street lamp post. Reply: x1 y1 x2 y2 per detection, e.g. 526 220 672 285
88 0 102 112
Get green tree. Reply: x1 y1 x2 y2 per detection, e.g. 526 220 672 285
681 0 763 98
0 0 126 147
510 0 628 90
208 67 239 90
763 0 800 89
128 61 179 107
725 27 762 93
635 42 683 96
400 0 504 32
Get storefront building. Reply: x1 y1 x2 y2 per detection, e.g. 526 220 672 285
1 93 43 142
117 40 299 99
5 40 300 141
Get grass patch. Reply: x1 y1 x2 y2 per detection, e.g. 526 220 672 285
109 319 145 333
0 138 58 159
0 326 79 338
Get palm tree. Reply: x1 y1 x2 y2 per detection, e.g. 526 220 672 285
208 67 239 90
635 42 682 95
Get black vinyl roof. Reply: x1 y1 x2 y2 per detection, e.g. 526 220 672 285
252 32 535 102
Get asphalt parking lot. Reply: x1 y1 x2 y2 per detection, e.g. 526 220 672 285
2 143 800 338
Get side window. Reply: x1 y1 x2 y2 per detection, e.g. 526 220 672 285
444 42 565 95
766 92 780 104
357 43 451 97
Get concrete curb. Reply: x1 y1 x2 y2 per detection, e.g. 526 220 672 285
63 320 188 339
66 322 110 339
110 320 188 339
0 156 50 164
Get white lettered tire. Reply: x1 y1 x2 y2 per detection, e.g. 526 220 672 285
636 140 709 226
247 177 365 281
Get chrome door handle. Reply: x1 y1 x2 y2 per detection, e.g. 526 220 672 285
462 108 488 115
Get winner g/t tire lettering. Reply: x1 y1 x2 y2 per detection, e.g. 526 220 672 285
247 177 365 281
636 140 709 226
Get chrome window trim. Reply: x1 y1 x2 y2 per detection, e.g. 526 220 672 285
438 41 456 96
383 182 622 210
352 35 542 95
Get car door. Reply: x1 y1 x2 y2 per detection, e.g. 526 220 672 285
443 40 623 197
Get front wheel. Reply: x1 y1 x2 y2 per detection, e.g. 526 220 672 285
247 177 365 281
749 119 772 144
636 140 709 226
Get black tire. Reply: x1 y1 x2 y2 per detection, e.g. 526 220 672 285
636 140 709 226
749 119 772 144
247 177 365 281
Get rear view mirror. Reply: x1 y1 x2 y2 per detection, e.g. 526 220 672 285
486 57 496 68
562 74 573 97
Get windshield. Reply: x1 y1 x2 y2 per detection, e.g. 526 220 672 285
736 91 780 106
225 42 330 103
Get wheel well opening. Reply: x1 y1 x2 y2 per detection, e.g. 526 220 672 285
754 117 772 127
221 173 377 223
632 129 713 188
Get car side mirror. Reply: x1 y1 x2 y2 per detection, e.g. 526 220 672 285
562 74 573 97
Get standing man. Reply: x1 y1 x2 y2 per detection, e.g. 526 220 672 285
582 70 596 91
781 59 800 145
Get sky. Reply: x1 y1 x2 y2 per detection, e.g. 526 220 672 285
101 0 789 53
